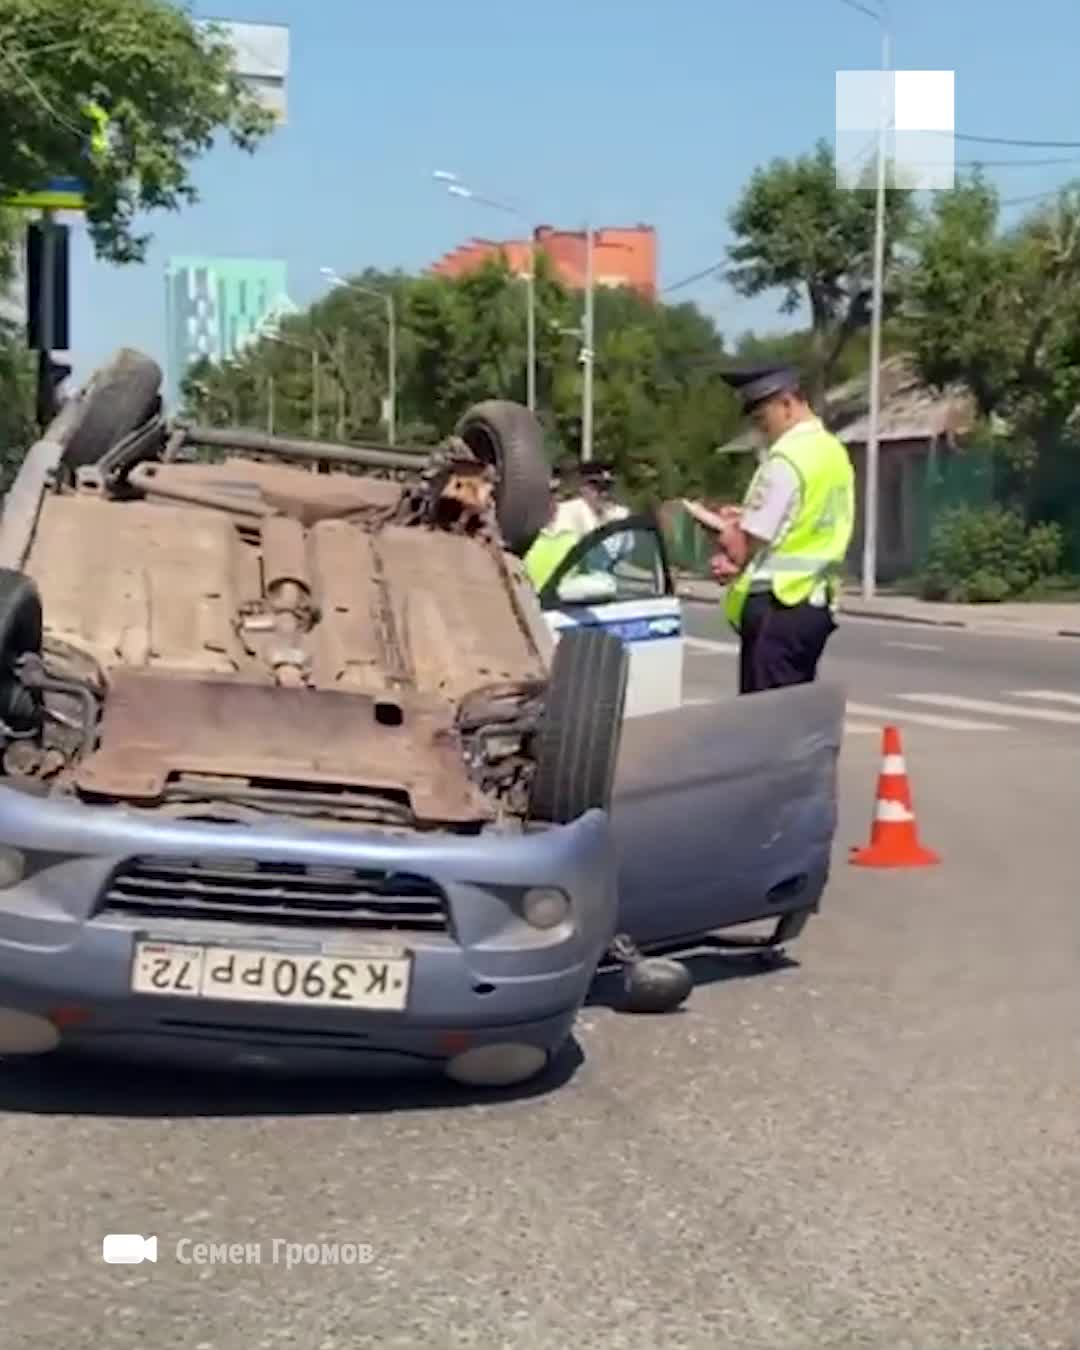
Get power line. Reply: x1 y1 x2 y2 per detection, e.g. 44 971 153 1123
662 260 726 294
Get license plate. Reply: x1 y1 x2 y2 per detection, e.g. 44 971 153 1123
131 941 411 1012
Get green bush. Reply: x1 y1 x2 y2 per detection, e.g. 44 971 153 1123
918 505 1064 603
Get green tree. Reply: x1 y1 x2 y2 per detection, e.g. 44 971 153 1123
726 138 916 411
906 177 1080 458
0 0 272 262
183 261 744 504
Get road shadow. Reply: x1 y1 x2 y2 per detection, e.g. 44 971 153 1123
586 939 799 1011
0 1036 584 1119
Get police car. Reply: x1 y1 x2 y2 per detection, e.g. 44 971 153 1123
532 509 684 719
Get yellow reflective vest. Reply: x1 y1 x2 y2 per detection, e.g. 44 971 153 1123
523 528 581 592
725 419 855 632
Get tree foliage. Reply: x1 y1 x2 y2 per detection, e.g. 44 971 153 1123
906 177 1080 469
0 0 273 262
727 139 915 411
183 260 748 505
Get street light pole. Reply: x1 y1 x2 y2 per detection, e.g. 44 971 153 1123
385 292 397 446
525 234 536 414
841 0 891 601
311 346 318 439
863 17 891 601
436 172 537 413
320 268 396 445
581 224 595 463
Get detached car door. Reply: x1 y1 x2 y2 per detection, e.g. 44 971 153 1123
611 677 846 950
537 512 683 719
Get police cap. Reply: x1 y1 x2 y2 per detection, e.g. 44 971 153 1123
720 364 802 413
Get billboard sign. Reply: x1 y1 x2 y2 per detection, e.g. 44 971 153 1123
200 19 290 125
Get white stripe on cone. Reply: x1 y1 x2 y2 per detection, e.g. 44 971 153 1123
880 754 906 775
874 798 915 823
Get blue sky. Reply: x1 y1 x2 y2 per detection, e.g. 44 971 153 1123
68 0 1080 382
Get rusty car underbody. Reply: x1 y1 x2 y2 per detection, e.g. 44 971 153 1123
6 421 560 835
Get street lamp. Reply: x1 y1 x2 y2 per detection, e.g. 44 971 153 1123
319 267 397 445
266 333 320 439
840 0 891 601
434 170 537 413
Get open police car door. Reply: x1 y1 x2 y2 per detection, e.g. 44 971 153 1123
536 511 683 719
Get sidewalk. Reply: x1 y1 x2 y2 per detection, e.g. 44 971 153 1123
675 576 1080 639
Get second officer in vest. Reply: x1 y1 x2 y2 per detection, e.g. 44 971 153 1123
684 364 855 695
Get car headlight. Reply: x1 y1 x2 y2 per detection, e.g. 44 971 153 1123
521 886 570 930
0 847 26 889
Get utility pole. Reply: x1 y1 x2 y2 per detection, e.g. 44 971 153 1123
525 233 536 414
385 293 397 446
435 173 536 412
862 17 891 601
311 346 319 439
581 224 595 463
267 374 275 434
336 328 346 441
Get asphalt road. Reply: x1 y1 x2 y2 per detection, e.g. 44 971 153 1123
1 619 1078 1349
683 601 1080 745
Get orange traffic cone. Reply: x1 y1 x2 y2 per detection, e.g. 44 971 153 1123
849 725 940 868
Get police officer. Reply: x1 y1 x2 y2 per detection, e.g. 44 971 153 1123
683 364 854 695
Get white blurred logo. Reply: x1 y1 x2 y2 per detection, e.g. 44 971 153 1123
102 1234 158 1264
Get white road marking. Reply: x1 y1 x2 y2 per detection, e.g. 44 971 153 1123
847 700 1007 732
684 637 739 655
884 641 944 652
681 696 880 737
1007 689 1080 709
899 693 1080 726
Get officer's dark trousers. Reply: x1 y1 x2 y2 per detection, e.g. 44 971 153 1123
738 592 836 695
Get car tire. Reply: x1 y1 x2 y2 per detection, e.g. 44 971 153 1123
61 348 162 471
528 628 629 824
619 957 694 1014
455 399 550 557
0 568 43 733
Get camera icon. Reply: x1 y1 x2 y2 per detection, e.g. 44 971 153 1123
102 1234 158 1264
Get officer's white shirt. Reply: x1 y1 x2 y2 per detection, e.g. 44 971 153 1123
738 419 827 606
552 497 632 563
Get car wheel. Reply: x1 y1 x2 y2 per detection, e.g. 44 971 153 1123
620 957 694 1014
455 399 551 557
528 628 629 824
0 568 43 733
61 348 162 471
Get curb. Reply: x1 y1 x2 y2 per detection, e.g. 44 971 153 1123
836 605 967 630
676 583 1078 640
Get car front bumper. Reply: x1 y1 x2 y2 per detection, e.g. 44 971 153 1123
0 787 617 1079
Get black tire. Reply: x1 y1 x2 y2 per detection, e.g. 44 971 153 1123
528 628 628 824
61 348 163 471
455 400 551 556
619 957 694 1014
0 569 43 733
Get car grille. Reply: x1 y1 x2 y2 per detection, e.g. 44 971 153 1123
100 856 450 933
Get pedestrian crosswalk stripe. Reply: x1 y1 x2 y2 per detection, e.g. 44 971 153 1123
847 700 1006 732
899 693 1080 726
1007 689 1080 709
681 694 878 736
684 637 739 655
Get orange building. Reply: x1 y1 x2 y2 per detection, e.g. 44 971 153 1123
429 224 657 300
